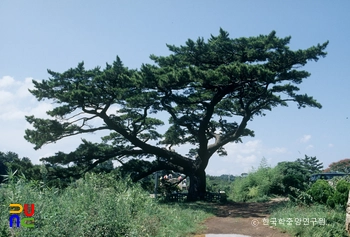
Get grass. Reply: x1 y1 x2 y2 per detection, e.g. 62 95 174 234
269 202 348 237
0 172 211 237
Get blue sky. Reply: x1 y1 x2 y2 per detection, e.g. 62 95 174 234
1 1 349 176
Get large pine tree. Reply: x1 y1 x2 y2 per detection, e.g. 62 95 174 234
25 29 328 200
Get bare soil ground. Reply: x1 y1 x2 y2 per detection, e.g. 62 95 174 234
193 198 292 237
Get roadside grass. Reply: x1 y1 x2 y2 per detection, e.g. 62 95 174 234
0 172 211 237
269 202 348 237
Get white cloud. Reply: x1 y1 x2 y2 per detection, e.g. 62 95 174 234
220 140 263 171
0 90 14 105
236 154 258 164
226 140 263 155
0 96 53 121
29 102 53 118
0 76 52 121
300 134 311 143
0 75 124 165
268 147 287 154
0 108 25 120
206 138 290 175
306 145 314 150
16 77 34 98
328 143 334 148
106 104 120 116
0 76 16 88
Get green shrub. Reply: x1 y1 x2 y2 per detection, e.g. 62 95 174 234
307 180 334 204
327 180 350 208
288 186 313 206
230 159 284 202
274 161 309 195
247 186 259 198
306 179 350 209
336 179 350 193
230 176 250 201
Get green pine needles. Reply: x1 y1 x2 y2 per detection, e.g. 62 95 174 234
24 29 328 200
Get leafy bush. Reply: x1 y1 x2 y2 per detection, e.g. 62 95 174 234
230 158 329 202
307 179 334 204
327 180 350 208
230 159 283 202
288 186 314 206
230 176 250 201
306 178 350 209
274 161 309 195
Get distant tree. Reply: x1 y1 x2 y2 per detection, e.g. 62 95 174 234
219 174 235 182
296 155 323 175
0 151 8 183
1 151 22 183
24 29 328 200
0 151 41 182
275 161 308 194
206 175 232 193
324 159 350 173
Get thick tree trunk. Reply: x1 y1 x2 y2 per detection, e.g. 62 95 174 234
187 169 206 201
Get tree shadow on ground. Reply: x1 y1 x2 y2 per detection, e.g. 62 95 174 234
163 198 290 219
158 201 218 216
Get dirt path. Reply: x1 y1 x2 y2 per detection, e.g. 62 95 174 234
194 199 291 237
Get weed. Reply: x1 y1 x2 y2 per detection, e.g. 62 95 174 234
0 172 210 236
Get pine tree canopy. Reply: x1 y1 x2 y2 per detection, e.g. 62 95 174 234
24 29 328 200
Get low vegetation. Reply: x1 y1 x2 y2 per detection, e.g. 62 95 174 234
228 156 350 236
269 203 347 236
229 158 304 202
0 172 210 237
2 151 350 236
270 176 350 236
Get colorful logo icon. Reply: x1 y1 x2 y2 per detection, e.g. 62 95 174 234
9 204 35 228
